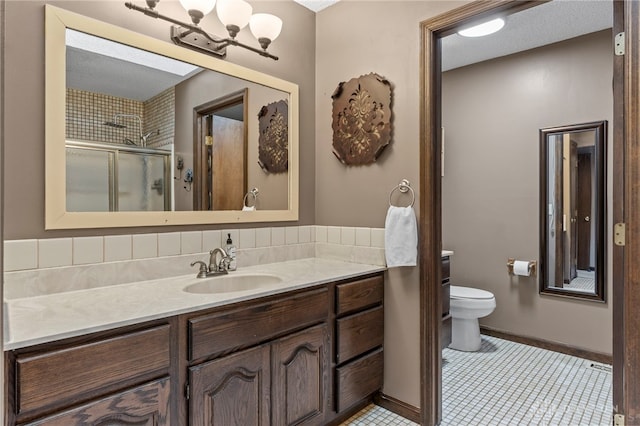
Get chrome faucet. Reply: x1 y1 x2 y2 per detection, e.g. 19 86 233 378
209 247 230 274
190 248 230 278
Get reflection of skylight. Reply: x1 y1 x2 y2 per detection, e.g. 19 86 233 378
66 29 199 76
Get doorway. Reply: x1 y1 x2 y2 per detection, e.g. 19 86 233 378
419 1 640 425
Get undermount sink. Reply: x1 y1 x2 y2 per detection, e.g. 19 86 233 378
183 274 283 294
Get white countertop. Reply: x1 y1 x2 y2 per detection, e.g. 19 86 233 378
4 258 386 350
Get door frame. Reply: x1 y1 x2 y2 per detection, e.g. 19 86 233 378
418 1 638 424
193 88 248 210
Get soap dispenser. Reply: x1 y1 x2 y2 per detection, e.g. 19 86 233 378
225 233 237 271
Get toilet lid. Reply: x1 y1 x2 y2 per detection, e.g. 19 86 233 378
450 285 494 300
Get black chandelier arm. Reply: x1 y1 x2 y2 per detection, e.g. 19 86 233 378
223 38 279 60
124 2 278 61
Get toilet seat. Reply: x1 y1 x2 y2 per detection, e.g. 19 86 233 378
450 285 494 300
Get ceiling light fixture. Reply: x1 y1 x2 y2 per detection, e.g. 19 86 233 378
458 18 505 37
125 0 282 60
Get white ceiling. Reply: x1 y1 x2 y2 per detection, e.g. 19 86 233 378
293 0 339 13
441 0 613 71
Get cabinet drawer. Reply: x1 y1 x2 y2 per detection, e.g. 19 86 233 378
189 288 328 361
442 256 451 281
336 275 383 316
335 348 383 412
23 378 171 426
15 325 171 417
442 280 450 317
441 315 452 350
336 306 383 364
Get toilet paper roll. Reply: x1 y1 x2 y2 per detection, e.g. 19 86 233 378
513 260 531 276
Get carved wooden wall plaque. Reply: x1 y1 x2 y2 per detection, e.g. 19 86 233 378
331 73 392 165
257 99 288 173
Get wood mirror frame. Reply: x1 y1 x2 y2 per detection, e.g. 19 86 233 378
539 120 607 302
45 5 299 229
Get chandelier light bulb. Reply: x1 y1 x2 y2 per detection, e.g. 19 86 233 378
217 0 253 38
249 13 282 49
179 0 216 24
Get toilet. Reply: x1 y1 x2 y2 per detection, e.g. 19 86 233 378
449 286 496 351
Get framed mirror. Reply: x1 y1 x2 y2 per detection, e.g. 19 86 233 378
45 5 299 229
539 121 607 302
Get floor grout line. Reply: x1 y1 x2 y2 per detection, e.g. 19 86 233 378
342 335 611 426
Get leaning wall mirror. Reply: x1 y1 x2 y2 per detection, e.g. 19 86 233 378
45 5 299 229
539 120 607 302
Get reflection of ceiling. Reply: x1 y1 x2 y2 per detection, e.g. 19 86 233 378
66 47 202 101
442 0 612 71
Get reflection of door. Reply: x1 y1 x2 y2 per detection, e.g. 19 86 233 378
211 115 244 210
576 148 593 270
561 137 577 284
552 138 564 287
194 89 248 211
568 140 578 282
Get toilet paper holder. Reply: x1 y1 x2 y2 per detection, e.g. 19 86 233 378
507 258 537 276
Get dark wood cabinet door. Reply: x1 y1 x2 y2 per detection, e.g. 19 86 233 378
24 378 171 426
271 324 329 426
189 345 270 426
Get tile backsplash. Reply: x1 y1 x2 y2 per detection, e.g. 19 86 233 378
3 226 386 299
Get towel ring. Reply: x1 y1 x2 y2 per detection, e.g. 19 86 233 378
389 179 415 207
243 187 259 208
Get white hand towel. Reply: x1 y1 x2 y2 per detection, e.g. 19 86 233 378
242 205 255 211
384 206 418 267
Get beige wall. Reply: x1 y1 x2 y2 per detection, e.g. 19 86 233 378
441 31 613 355
315 0 466 409
2 0 315 239
174 71 288 211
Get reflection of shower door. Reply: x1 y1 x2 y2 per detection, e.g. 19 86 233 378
66 147 115 212
118 152 169 211
66 142 171 212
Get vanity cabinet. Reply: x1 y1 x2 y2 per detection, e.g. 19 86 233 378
6 323 172 425
441 256 452 349
187 288 330 426
5 272 385 426
271 324 329 425
334 275 384 413
189 345 271 425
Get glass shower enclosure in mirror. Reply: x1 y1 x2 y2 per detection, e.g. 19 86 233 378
45 5 299 229
539 121 607 302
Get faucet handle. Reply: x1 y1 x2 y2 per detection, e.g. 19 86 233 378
219 256 231 271
190 260 209 278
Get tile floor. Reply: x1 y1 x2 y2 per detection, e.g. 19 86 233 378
342 335 612 426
